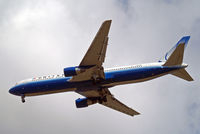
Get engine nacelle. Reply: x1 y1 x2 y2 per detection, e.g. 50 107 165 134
64 66 86 77
75 97 98 108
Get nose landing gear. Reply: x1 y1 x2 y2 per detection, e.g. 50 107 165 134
21 94 25 103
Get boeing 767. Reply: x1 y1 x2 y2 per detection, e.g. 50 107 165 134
9 20 193 116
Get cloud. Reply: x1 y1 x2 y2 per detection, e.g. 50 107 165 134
0 0 200 134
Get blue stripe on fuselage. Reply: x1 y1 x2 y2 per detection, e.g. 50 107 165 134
104 65 180 83
9 65 181 96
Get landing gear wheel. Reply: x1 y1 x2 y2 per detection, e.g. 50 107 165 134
92 78 97 85
92 74 99 85
21 95 25 103
98 96 107 104
102 96 107 102
92 77 101 85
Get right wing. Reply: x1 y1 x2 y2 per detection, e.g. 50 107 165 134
77 88 140 117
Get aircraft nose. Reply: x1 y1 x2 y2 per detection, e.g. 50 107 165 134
9 87 20 96
9 87 15 94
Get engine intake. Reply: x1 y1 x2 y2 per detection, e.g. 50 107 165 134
75 97 98 108
64 66 86 77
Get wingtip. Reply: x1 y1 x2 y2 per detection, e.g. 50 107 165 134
103 20 112 23
188 78 194 81
132 111 140 116
135 112 141 115
131 112 140 117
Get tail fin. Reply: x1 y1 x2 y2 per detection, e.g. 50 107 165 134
162 36 193 81
162 36 190 66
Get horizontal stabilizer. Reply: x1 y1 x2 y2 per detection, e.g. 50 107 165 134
171 69 193 81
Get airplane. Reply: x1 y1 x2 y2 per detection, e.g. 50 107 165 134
9 20 193 116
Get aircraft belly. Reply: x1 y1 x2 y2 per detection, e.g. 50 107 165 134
22 67 179 96
25 88 76 96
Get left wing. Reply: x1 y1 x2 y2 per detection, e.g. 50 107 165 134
76 88 140 116
69 20 111 82
80 20 111 67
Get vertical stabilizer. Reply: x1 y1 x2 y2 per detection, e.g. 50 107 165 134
163 36 190 66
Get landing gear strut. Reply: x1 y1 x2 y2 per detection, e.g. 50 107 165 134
21 94 25 103
92 74 98 84
98 96 107 104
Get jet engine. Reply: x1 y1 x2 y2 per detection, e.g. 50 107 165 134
64 66 86 77
75 97 98 108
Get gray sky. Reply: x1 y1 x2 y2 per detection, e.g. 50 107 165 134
0 0 200 134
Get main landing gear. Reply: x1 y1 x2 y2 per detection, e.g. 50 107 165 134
21 94 25 103
98 96 107 104
92 74 102 85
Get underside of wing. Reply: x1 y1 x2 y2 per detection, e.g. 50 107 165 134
80 20 112 67
76 88 140 117
69 20 112 82
101 95 140 116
